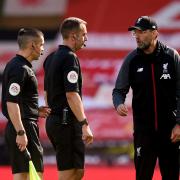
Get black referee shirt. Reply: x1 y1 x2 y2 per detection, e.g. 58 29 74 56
1 55 39 121
43 45 82 114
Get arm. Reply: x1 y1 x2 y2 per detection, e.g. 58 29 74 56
44 91 48 106
112 54 132 116
5 67 28 151
66 92 86 121
7 102 28 151
37 91 51 118
63 54 93 144
174 49 180 124
66 92 93 144
171 49 180 142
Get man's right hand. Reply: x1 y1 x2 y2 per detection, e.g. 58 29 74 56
117 104 128 116
82 125 93 145
16 134 28 152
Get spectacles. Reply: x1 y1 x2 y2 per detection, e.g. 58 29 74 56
131 30 151 37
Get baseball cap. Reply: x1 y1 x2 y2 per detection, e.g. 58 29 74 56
128 16 158 31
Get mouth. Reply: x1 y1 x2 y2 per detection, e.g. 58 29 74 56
136 40 142 46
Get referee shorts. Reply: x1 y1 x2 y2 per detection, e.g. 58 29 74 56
46 114 85 171
5 120 43 174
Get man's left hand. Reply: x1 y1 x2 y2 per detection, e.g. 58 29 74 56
38 106 51 118
171 124 180 143
82 125 93 145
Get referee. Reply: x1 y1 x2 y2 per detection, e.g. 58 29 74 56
44 17 93 180
1 28 51 180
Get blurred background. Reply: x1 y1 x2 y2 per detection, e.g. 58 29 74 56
0 0 179 179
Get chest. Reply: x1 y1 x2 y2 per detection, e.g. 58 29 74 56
23 68 38 94
129 56 176 86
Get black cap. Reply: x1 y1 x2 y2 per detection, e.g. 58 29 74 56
128 16 158 31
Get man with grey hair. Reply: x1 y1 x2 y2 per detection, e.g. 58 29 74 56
113 16 180 180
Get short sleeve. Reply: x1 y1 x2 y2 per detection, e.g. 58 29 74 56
6 66 26 103
63 53 80 92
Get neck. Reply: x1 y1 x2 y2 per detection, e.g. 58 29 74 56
143 40 158 54
17 50 33 63
63 40 76 52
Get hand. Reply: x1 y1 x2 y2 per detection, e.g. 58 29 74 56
16 134 28 152
116 104 128 116
38 106 51 118
82 125 93 145
171 124 180 143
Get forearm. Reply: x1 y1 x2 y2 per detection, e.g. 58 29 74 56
174 50 180 124
112 89 126 109
44 91 48 106
112 55 131 109
176 94 180 124
66 92 86 121
7 102 25 132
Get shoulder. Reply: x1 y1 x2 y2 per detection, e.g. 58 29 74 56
64 51 78 67
122 49 138 67
6 57 25 74
159 41 179 58
126 49 138 60
43 51 56 69
66 50 77 59
22 65 35 77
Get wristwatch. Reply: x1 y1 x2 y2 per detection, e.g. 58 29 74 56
79 118 89 126
17 130 26 136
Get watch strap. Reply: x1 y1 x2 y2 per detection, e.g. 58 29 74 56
79 118 88 126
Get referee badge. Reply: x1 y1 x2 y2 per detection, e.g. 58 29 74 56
9 83 20 96
67 71 78 83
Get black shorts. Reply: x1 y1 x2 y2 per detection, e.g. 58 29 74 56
5 120 43 174
46 114 85 171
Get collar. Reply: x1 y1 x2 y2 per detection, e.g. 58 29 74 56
136 40 161 57
59 45 73 52
16 54 32 68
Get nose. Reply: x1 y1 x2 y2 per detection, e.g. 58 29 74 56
85 35 88 41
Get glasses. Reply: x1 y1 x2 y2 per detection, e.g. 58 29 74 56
131 30 151 37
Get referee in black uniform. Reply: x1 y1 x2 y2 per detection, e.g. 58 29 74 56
44 17 93 180
113 16 180 180
1 28 51 180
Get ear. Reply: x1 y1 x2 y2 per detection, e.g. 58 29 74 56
73 34 77 40
153 30 158 39
32 42 35 48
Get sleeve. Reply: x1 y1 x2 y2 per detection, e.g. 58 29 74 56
63 53 80 92
173 49 180 124
6 66 26 103
112 54 132 109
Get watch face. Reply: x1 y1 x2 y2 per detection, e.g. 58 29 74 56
17 130 25 136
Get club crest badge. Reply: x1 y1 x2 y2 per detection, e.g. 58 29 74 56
160 63 171 79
